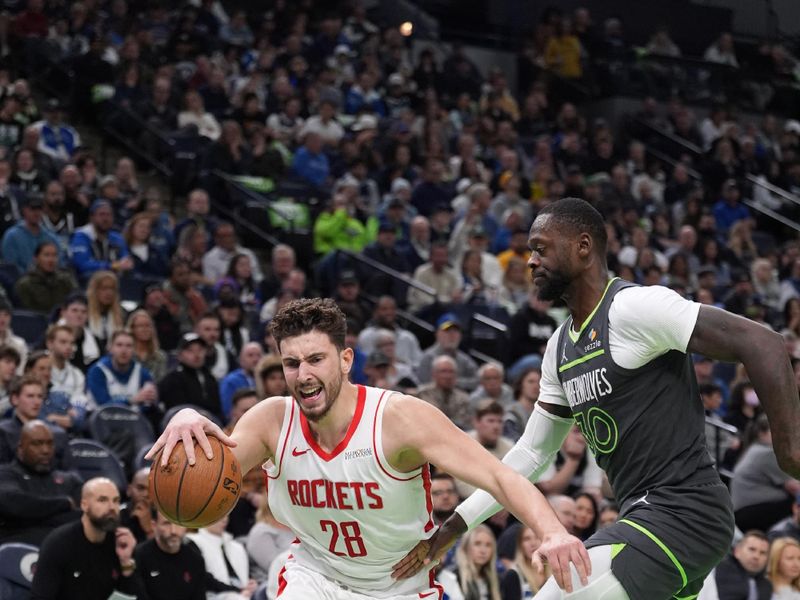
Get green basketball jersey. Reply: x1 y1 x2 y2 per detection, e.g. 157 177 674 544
555 278 714 506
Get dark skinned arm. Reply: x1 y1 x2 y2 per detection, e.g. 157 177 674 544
688 305 800 477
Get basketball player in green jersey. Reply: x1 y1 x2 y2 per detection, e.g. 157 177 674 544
394 197 800 599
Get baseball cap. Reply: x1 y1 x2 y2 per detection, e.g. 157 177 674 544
89 199 112 214
339 270 359 284
178 332 207 351
351 113 378 132
367 351 391 367
377 220 396 233
391 178 411 193
436 312 462 331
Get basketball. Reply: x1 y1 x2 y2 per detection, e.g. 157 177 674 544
148 437 242 528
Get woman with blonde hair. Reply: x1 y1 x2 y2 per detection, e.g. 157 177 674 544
768 537 800 599
122 212 169 277
500 525 549 599
727 218 758 266
452 524 501 600
86 271 125 350
126 309 167 381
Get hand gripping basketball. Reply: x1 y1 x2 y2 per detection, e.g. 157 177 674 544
145 407 237 467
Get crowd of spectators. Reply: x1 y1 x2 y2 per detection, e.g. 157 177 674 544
0 1 799 599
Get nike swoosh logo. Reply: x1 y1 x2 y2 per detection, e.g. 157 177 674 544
292 447 309 456
150 571 160 577
419 592 437 599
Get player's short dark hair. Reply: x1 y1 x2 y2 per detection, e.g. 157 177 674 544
537 197 607 254
270 298 347 352
10 374 43 397
698 383 722 397
231 388 258 407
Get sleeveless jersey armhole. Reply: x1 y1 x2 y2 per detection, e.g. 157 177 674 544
372 390 423 482
265 396 295 480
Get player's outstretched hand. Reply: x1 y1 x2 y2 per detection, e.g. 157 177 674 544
391 513 466 579
145 407 237 467
532 531 591 593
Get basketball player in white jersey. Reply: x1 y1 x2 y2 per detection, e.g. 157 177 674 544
147 298 590 599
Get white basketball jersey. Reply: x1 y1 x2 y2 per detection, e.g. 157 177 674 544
266 385 436 597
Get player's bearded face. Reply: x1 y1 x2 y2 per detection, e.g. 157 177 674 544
294 361 343 422
536 265 571 301
88 506 121 532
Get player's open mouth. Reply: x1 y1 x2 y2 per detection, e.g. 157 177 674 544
298 386 322 401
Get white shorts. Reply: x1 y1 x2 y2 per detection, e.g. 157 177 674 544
276 560 444 600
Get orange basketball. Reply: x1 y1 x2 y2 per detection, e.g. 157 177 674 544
148 438 242 528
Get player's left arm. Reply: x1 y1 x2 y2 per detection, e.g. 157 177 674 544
688 304 800 477
384 394 590 592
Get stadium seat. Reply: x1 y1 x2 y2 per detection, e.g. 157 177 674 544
133 443 153 472
0 542 38 598
88 405 155 467
11 310 49 346
160 404 223 431
66 439 128 493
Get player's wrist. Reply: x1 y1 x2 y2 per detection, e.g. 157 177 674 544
441 512 468 537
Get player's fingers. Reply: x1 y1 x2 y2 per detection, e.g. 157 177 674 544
578 543 592 581
181 429 196 465
192 423 214 460
204 421 238 447
531 550 544 575
558 551 574 594
571 546 590 587
550 552 569 593
160 433 179 467
144 433 166 460
391 550 423 579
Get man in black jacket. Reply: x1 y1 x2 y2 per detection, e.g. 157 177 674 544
158 332 222 420
31 477 146 600
711 530 772 600
135 509 207 600
0 420 81 544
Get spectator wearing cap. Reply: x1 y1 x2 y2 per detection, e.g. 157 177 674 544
292 131 330 189
345 71 386 117
713 179 750 236
693 353 730 407
1 194 60 273
358 296 422 369
456 400 515 497
219 342 263 420
362 220 410 280
69 199 132 284
14 240 77 314
33 99 81 166
158 332 222 419
724 270 757 316
769 496 800 543
417 355 472 430
334 270 371 329
700 383 739 469
407 241 463 313
86 329 157 412
371 329 419 392
298 98 344 147
384 73 411 118
410 158 451 218
379 178 416 219
416 314 479 391
363 350 392 388
40 180 75 258
163 259 208 335
202 221 263 286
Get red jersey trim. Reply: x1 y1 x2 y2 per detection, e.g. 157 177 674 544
423 570 444 599
267 397 295 480
300 384 366 462
372 389 422 482
276 553 293 597
422 464 435 532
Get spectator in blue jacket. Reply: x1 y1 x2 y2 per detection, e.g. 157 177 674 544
86 330 156 410
219 341 262 419
1 195 60 273
713 179 751 236
34 99 81 167
292 131 330 188
344 71 386 116
69 199 133 284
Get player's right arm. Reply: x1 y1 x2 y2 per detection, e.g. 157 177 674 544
145 397 285 474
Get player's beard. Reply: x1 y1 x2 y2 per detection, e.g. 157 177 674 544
89 512 121 533
535 268 572 301
295 370 343 422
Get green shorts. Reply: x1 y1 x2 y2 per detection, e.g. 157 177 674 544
586 473 734 600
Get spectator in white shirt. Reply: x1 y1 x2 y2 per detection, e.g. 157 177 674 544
202 222 263 285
